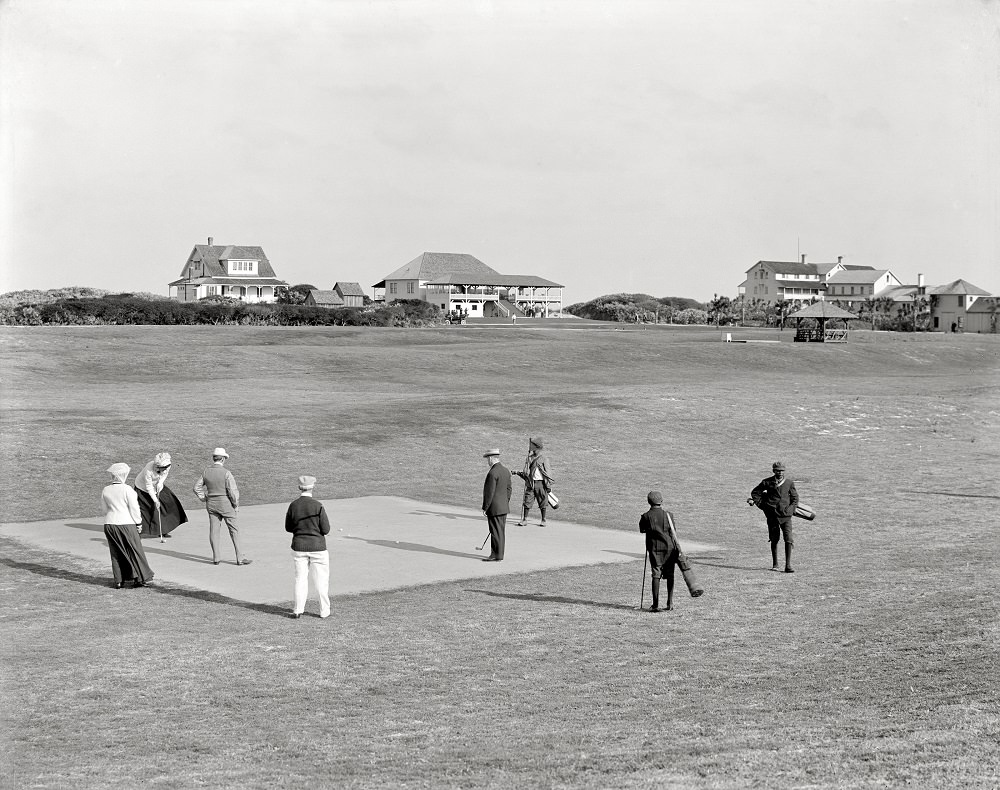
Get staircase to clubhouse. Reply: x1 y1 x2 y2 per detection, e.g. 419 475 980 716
499 299 526 318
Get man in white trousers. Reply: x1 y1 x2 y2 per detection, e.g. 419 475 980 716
284 475 331 619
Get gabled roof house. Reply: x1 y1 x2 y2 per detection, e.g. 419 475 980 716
333 282 366 307
740 255 854 305
825 269 902 308
305 290 345 308
373 252 564 318
170 238 288 303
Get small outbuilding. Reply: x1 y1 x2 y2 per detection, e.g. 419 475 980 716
333 282 366 307
305 289 345 308
788 301 859 342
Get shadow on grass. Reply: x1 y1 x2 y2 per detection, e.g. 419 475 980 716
466 588 638 612
0 556 289 617
343 535 481 559
65 524 216 565
898 489 1000 501
409 509 484 522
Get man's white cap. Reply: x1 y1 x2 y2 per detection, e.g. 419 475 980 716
213 448 229 458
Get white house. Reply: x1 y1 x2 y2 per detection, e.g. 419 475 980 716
169 238 288 303
825 268 903 309
740 255 850 305
373 252 564 318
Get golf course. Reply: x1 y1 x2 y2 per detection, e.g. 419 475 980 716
1 322 997 789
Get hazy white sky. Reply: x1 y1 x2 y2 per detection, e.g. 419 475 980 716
1 0 997 303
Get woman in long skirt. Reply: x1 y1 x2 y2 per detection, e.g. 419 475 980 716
102 463 154 588
134 452 188 538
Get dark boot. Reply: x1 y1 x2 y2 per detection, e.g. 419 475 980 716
770 542 780 571
784 543 794 573
650 577 661 611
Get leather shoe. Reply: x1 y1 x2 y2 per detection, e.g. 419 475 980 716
237 559 253 566
212 561 220 565
784 567 795 573
114 582 122 589
481 557 500 562
290 612 302 619
649 606 661 613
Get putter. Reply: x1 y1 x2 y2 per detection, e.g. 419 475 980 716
475 533 490 551
639 551 648 610
157 505 164 543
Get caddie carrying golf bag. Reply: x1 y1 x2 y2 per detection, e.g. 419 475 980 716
676 551 704 598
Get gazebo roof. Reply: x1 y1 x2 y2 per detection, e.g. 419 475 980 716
787 301 860 320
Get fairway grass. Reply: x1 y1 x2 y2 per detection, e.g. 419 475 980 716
1 325 998 789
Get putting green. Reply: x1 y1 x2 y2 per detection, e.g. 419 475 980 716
0 495 718 603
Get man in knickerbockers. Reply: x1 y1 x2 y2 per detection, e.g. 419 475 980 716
749 461 799 573
514 436 554 527
639 490 679 612
194 448 252 566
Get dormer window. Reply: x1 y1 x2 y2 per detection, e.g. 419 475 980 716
227 260 258 275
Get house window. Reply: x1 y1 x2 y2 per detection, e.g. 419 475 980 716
471 304 478 311
389 283 397 294
207 286 218 295
407 282 415 294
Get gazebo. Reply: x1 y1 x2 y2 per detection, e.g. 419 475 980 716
788 301 860 343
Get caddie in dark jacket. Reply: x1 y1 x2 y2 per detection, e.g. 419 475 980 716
749 461 799 573
481 448 512 562
639 490 679 612
285 475 332 619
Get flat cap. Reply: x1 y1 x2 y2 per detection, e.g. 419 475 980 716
772 461 786 471
647 490 663 505
298 475 317 490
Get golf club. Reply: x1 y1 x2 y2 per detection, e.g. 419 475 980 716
475 533 490 551
157 504 164 543
639 550 648 610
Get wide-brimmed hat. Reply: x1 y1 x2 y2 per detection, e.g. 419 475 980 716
529 437 543 449
772 461 786 471
298 475 316 491
212 447 229 458
647 490 663 505
483 448 501 458
107 462 130 481
154 452 171 468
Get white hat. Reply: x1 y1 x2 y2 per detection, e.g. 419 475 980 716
107 462 130 481
298 475 316 490
154 452 171 467
483 448 501 458
213 447 229 458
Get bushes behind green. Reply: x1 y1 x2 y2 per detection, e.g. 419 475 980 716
0 293 443 327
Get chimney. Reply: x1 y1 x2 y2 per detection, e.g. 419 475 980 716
800 253 807 264
208 236 214 246
837 256 843 264
917 273 924 288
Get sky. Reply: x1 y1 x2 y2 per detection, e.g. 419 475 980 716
1 0 998 304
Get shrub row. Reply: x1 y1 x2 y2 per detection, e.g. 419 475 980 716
0 295 443 327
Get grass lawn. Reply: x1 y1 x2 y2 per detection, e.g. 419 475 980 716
1 324 998 789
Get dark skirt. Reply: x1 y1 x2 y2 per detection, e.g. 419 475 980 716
136 485 188 537
104 523 154 584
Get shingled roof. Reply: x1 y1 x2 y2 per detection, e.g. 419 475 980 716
333 282 366 297
308 289 345 307
373 253 501 287
180 244 280 279
929 279 990 296
826 269 892 284
425 273 564 288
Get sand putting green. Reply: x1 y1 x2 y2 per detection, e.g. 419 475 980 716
0 495 719 603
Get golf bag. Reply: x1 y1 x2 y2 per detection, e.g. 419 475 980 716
793 503 816 521
546 490 559 510
676 551 704 598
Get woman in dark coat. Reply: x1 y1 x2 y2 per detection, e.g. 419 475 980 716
102 463 154 588
133 452 188 538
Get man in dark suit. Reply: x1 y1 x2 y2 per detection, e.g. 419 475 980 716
481 448 512 562
749 461 799 573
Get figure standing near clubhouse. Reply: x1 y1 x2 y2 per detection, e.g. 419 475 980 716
134 452 188 538
749 461 799 573
639 490 678 612
482 448 512 562
194 448 251 566
102 463 154 588
285 475 331 619
515 437 554 526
